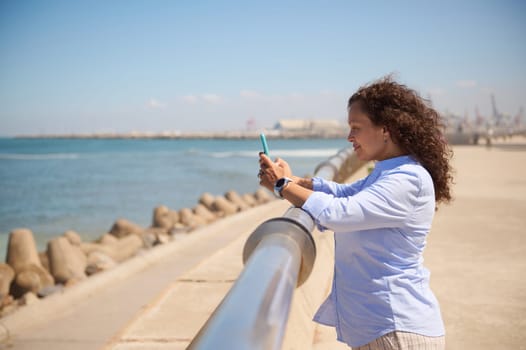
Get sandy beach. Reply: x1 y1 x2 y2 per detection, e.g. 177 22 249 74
425 137 526 349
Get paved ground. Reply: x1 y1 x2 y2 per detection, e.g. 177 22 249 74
425 140 526 350
1 136 525 350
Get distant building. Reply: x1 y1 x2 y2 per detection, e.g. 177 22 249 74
273 119 346 138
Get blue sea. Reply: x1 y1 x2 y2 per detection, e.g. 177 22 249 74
0 137 348 257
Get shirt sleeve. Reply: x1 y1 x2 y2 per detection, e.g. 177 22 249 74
312 176 368 197
303 170 421 232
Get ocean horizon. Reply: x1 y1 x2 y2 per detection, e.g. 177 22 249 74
0 137 348 259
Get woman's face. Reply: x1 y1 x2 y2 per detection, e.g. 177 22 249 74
347 102 388 161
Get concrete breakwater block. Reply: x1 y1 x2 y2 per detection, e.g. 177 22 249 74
198 193 217 216
80 242 109 257
179 208 207 229
6 229 43 273
152 205 174 230
13 264 54 298
241 193 257 207
37 284 64 298
19 291 39 306
0 264 15 299
97 233 119 245
212 196 238 216
38 251 50 273
254 188 274 203
81 234 144 263
63 230 82 246
111 235 145 262
86 251 117 276
193 204 217 224
4 229 56 298
225 190 250 211
47 236 88 284
109 219 144 238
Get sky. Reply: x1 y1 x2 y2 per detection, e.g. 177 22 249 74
1 0 525 135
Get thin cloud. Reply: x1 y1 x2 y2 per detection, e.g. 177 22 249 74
148 98 166 109
179 94 224 105
202 94 223 104
181 95 199 104
456 80 477 88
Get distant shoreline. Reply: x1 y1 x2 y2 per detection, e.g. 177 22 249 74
9 128 525 144
12 130 348 140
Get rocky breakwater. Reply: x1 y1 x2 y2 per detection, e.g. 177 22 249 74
0 188 274 318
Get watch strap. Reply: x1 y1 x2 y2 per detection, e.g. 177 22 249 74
274 177 293 198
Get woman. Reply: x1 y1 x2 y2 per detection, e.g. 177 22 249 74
258 76 453 349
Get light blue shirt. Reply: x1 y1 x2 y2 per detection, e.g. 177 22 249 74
302 155 445 348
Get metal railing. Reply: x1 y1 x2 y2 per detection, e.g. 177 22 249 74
188 146 361 350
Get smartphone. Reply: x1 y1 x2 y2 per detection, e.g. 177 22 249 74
259 133 270 156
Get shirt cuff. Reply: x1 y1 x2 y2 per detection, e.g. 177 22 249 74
312 177 324 191
302 191 334 231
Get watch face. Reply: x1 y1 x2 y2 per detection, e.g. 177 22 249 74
276 178 285 187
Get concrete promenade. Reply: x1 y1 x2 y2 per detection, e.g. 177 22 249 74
425 138 526 350
1 136 525 349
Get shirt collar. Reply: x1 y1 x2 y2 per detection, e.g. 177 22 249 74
375 155 416 171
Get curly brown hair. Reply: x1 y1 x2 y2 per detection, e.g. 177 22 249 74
348 76 453 204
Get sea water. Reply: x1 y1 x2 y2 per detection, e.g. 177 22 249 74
0 137 348 257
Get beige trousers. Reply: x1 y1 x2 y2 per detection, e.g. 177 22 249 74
353 331 445 350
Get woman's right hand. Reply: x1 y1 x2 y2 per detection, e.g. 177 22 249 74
275 157 293 178
258 153 291 190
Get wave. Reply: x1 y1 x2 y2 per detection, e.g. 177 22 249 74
207 148 340 158
0 153 80 160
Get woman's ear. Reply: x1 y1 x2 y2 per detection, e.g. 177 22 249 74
382 126 390 138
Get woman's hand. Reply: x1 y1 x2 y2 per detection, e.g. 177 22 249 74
258 152 313 207
258 153 293 191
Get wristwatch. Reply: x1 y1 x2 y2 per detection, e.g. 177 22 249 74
274 177 293 198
